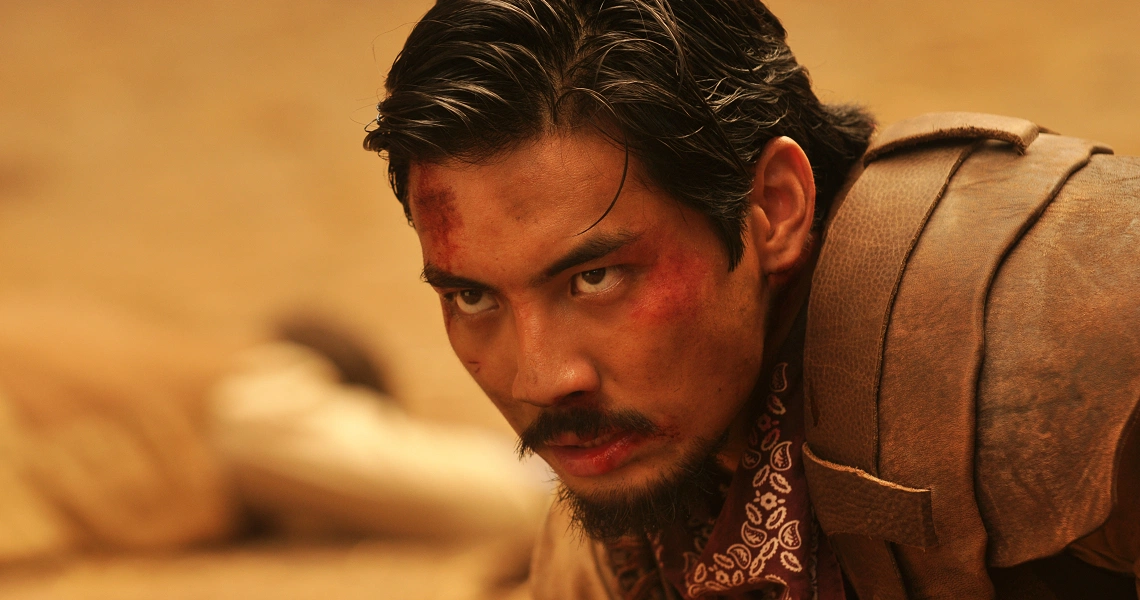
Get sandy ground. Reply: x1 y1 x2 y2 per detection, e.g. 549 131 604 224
0 0 1137 597
0 538 530 600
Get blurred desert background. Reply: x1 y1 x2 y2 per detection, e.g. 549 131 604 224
0 1 1136 598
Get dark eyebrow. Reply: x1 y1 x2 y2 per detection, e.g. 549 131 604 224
533 230 642 286
421 230 641 291
421 264 496 292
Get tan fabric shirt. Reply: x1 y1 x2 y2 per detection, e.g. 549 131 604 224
530 502 623 600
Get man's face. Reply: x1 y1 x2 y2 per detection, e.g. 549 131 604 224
407 131 769 523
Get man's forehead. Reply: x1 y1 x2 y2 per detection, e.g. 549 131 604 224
406 135 662 288
407 133 631 223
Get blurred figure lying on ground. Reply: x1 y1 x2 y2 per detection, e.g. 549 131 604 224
213 315 552 541
0 293 235 560
0 293 550 578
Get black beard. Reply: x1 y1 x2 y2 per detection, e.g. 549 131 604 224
555 431 731 541
516 404 733 540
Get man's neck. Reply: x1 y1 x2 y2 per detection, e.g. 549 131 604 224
716 160 864 473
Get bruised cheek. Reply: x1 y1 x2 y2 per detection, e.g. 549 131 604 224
628 249 711 324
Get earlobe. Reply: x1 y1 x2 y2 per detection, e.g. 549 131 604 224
747 136 816 276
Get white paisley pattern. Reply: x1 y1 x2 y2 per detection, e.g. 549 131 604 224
681 362 805 599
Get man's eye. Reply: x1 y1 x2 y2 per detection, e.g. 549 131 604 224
572 268 620 295
452 290 498 315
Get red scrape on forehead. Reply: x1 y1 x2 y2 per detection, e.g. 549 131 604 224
409 170 463 266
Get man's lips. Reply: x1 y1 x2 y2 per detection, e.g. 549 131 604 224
545 429 647 478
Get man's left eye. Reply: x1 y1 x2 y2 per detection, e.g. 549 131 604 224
572 267 620 295
452 289 499 314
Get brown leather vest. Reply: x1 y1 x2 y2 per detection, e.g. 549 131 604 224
801 112 1140 599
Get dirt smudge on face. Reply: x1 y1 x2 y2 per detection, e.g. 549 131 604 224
409 167 463 268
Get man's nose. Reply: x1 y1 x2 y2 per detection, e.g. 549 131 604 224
509 306 598 408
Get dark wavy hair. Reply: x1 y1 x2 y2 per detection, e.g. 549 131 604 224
365 0 874 269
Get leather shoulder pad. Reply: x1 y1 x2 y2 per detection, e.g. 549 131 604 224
865 112 1042 164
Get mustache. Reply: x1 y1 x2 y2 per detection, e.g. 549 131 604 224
516 405 659 459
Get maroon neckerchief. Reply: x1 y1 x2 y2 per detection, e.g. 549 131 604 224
647 317 846 600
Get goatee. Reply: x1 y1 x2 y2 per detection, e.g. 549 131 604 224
556 432 731 541
517 404 732 540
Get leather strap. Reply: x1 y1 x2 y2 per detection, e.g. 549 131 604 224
876 134 1108 599
802 444 935 547
865 112 1040 163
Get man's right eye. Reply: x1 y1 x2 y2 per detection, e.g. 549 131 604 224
451 289 498 315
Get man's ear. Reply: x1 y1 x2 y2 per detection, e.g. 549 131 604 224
746 136 816 276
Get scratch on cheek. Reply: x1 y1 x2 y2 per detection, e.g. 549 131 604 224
465 360 481 374
657 423 683 441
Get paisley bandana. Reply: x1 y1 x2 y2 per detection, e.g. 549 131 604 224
609 314 846 600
